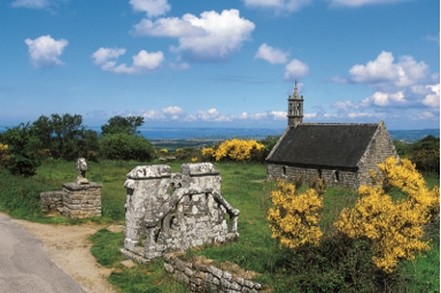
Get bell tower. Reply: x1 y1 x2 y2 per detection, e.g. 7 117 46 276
287 81 304 127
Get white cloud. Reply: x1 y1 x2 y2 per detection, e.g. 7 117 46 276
24 35 68 68
417 111 435 119
130 0 171 18
422 84 440 108
362 91 407 107
11 0 50 9
192 108 233 122
240 111 286 120
328 0 407 8
142 106 185 121
92 47 164 74
163 106 184 120
349 51 428 88
255 43 288 64
243 0 312 13
133 9 255 62
284 59 309 80
331 51 439 123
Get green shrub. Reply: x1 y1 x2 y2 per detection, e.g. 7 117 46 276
99 133 155 161
1 124 41 176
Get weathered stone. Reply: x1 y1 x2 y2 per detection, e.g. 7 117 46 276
123 163 239 262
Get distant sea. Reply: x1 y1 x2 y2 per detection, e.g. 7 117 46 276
0 126 439 143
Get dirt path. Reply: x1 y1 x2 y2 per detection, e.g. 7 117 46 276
12 218 119 293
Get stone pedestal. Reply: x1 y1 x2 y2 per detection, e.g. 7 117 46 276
62 182 102 219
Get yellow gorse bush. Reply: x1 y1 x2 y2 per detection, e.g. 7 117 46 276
0 143 9 165
268 180 323 249
202 139 264 161
201 147 215 158
334 157 439 273
0 143 8 152
159 148 169 155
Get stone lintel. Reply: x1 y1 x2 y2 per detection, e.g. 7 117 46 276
181 163 220 177
126 165 171 179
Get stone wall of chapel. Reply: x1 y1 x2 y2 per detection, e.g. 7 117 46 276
357 124 398 186
267 164 358 189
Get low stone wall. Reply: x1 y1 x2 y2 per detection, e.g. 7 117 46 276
40 191 65 213
40 182 102 219
163 253 263 293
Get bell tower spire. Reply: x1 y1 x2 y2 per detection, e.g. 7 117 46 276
287 80 304 127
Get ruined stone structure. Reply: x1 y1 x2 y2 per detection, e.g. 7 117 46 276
266 83 398 188
164 253 263 293
122 163 240 262
40 158 102 219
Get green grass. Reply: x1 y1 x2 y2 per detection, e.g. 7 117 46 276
0 160 439 292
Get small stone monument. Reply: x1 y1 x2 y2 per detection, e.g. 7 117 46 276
122 163 240 262
40 157 102 219
76 157 89 184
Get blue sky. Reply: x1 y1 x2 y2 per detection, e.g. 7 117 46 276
0 0 439 130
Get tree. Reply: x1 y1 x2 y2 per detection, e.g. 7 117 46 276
99 133 154 161
1 123 41 176
410 135 440 174
31 114 98 160
101 115 144 136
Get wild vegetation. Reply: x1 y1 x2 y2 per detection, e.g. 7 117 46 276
0 117 439 292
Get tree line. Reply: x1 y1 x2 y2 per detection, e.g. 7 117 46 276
1 113 439 177
0 114 154 176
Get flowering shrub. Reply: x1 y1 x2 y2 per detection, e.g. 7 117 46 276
0 143 9 166
158 148 169 156
334 157 439 273
202 139 264 162
268 180 323 249
201 147 215 160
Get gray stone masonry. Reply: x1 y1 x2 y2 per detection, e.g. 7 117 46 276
39 158 102 219
40 182 102 219
40 191 64 213
62 182 102 219
122 163 240 262
164 253 263 293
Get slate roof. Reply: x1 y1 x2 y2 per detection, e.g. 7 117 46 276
266 123 379 169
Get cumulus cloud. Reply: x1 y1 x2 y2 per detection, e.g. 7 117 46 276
422 84 440 108
133 9 255 62
255 43 288 64
92 47 164 74
24 35 68 68
328 0 407 8
360 91 407 107
130 0 171 18
190 108 232 122
349 51 429 89
284 59 309 80
334 51 439 116
11 0 50 9
163 106 184 120
243 0 312 13
142 106 185 121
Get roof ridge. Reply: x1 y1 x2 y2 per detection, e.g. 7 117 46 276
298 122 379 126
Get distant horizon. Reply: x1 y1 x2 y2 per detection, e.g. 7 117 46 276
0 123 439 133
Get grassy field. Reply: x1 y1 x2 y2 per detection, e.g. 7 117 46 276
0 160 439 292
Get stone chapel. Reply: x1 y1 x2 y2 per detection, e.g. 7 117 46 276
266 82 398 188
